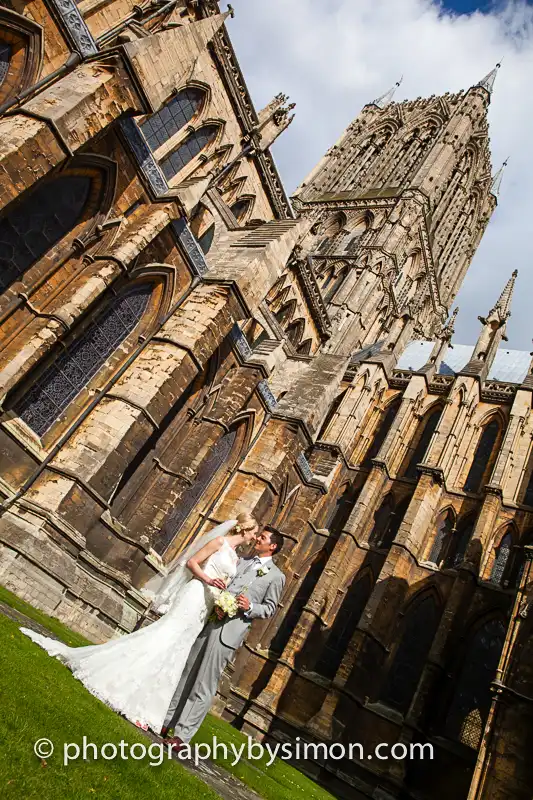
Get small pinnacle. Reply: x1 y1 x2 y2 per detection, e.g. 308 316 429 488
227 4 235 18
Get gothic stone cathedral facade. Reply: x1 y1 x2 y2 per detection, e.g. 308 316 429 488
0 2 531 798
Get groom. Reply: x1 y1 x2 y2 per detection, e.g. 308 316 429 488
163 528 285 747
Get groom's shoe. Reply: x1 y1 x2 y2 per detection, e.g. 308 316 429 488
167 736 187 754
160 726 170 739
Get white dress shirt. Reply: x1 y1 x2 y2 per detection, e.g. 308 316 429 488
244 556 272 617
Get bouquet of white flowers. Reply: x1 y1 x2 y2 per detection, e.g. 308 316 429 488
215 589 239 617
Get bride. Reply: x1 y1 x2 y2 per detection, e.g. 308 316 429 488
20 513 258 733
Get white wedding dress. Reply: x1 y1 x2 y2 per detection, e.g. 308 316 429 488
20 539 238 732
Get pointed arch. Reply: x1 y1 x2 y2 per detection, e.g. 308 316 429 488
445 512 476 569
0 8 43 105
368 493 395 548
160 123 220 181
285 318 305 348
140 84 208 151
463 416 503 493
382 590 441 712
297 338 313 356
402 404 442 478
444 615 506 748
488 524 517 586
274 299 296 327
0 154 117 294
156 415 253 556
315 569 374 680
230 195 255 222
428 507 455 566
361 395 401 467
318 388 348 440
13 282 154 438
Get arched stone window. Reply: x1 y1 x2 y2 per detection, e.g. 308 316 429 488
160 124 218 181
0 9 42 106
315 573 373 680
445 516 475 569
463 419 500 493
382 594 440 713
286 318 305 348
140 86 206 150
0 41 9 86
157 428 238 554
428 510 454 566
197 224 215 254
368 494 394 548
270 549 327 656
490 532 513 586
403 407 441 478
361 397 401 467
445 618 505 748
15 284 152 437
274 300 296 327
297 338 312 356
230 197 253 222
0 174 92 292
380 495 410 550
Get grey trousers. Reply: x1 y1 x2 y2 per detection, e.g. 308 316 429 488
164 621 234 743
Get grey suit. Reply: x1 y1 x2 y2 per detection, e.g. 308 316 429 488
164 555 285 742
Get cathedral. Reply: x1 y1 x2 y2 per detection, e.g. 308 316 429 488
1 1 532 798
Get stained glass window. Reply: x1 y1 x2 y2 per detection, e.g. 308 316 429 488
0 42 10 86
445 618 505 748
0 174 91 292
404 408 441 478
157 428 238 554
160 125 218 181
463 420 499 493
197 225 215 254
490 533 512 586
15 285 151 436
382 595 440 712
140 87 205 151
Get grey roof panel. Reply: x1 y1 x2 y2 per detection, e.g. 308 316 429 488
396 341 531 384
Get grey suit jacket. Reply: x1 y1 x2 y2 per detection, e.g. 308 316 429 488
214 556 285 649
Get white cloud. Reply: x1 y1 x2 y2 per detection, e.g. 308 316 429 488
227 0 533 350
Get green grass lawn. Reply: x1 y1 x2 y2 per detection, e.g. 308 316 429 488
195 715 336 800
0 585 91 647
0 587 336 800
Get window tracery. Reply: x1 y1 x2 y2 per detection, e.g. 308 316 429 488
160 124 218 181
15 284 152 437
140 87 205 151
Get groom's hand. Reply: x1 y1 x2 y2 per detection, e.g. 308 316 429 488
236 594 250 611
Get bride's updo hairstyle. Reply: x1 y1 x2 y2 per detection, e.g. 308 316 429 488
234 512 258 534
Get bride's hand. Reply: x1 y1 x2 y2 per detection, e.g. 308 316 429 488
206 577 226 590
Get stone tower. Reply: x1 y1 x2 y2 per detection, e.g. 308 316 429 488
292 69 498 360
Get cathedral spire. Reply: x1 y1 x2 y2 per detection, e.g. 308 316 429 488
461 270 517 380
369 77 403 109
475 62 501 95
488 268 517 322
491 158 509 198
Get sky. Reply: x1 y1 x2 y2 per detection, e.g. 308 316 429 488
226 0 533 351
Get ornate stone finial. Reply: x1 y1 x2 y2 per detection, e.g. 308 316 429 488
370 76 403 109
491 158 509 197
439 306 459 341
227 4 235 18
476 62 501 95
